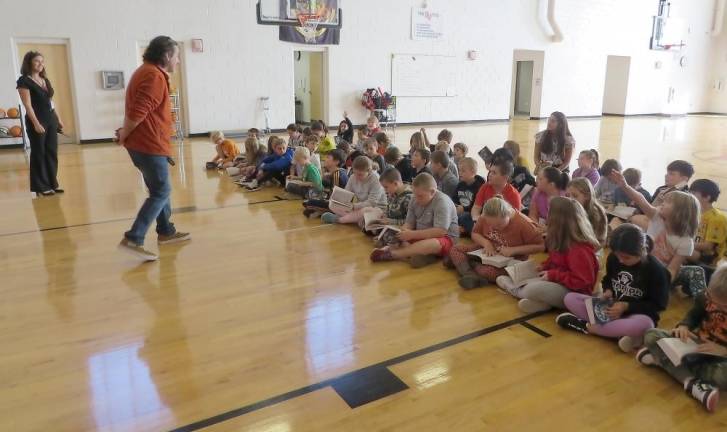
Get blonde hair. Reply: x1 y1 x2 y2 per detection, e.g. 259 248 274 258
503 140 521 159
482 197 515 219
664 191 700 238
546 197 601 252
435 140 450 153
458 157 477 172
412 172 437 190
367 115 380 128
294 146 310 161
568 178 608 246
409 132 426 152
211 131 224 142
363 138 378 152
708 265 727 300
453 142 468 155
352 155 372 172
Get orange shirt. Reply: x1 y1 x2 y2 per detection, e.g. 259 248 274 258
220 139 240 163
123 62 172 156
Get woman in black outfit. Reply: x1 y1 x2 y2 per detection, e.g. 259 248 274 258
17 51 66 196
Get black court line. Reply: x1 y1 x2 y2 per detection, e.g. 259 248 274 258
169 310 550 432
520 321 552 338
0 198 284 238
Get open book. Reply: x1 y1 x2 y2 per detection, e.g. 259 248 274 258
505 260 541 288
478 146 494 165
607 205 636 220
376 225 402 246
466 250 520 268
519 184 534 200
656 338 725 367
328 186 355 214
585 297 614 325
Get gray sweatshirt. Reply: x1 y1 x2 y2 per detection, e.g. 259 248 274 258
346 171 388 209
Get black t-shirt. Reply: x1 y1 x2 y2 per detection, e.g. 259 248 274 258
454 175 485 212
16 75 55 125
601 254 670 324
395 157 415 183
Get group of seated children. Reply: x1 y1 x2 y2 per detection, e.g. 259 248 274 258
207 120 727 412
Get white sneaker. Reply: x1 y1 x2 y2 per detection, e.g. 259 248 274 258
684 378 720 412
635 347 656 366
118 238 158 261
618 336 642 353
496 276 518 296
517 298 551 313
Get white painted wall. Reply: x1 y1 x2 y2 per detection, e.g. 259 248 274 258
602 56 630 115
707 11 727 112
0 0 723 141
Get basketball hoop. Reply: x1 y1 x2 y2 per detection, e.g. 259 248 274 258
297 13 322 43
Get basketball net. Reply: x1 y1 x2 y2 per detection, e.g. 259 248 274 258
297 13 322 43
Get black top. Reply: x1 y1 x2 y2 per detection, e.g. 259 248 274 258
395 157 415 183
16 75 55 125
338 117 353 144
601 254 670 324
454 175 485 212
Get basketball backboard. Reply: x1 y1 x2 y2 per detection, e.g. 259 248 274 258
257 0 341 29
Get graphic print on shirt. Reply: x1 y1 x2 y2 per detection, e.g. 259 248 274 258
611 271 643 299
699 296 727 345
458 190 474 209
485 229 507 248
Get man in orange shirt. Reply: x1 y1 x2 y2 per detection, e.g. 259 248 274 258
117 36 190 261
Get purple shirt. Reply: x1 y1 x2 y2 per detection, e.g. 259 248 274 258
572 167 600 186
532 189 566 224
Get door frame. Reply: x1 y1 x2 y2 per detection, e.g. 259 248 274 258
137 40 190 137
510 50 545 119
514 60 534 116
12 37 81 144
291 46 329 124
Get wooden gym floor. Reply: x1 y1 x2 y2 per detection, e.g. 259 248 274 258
1 116 726 432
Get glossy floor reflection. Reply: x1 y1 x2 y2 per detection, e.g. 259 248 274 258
0 116 726 431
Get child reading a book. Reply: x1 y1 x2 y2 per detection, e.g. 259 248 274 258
447 197 545 289
312 121 336 156
571 149 600 186
285 147 323 199
651 160 694 207
243 137 294 191
361 168 413 241
454 157 486 236
567 178 608 247
320 156 387 224
385 146 415 184
431 150 458 200
412 148 433 177
234 137 267 181
374 132 390 156
304 134 321 170
636 265 727 412
370 173 459 268
689 179 727 282
528 166 568 227
497 197 600 313
302 150 349 219
207 131 240 169
557 223 670 352
287 123 304 148
610 171 706 297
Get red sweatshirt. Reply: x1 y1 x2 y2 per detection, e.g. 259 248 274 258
542 242 598 294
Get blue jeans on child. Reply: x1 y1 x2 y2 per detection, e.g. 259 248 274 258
458 213 475 235
124 149 176 245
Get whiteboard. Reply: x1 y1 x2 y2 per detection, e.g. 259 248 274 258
391 54 457 97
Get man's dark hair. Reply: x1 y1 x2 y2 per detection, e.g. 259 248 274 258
143 36 178 66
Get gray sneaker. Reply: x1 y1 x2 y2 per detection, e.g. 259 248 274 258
118 238 158 261
158 231 191 245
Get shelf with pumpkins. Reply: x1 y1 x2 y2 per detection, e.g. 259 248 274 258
0 105 26 148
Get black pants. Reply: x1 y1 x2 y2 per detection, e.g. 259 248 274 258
27 116 59 193
259 169 287 186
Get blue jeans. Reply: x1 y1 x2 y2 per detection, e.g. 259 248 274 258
124 149 176 245
459 213 475 235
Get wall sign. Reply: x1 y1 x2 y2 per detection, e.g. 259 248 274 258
411 7 443 41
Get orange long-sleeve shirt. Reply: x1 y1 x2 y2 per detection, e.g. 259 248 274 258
123 62 173 156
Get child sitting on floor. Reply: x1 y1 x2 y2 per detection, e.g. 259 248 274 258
454 157 486 236
611 170 706 297
453 142 468 168
689 179 727 282
207 131 240 169
347 168 413 236
651 160 694 207
235 137 267 180
412 148 433 177
613 168 652 209
320 156 387 224
370 173 459 268
365 115 381 137
431 150 458 200
303 134 321 171
435 141 458 178
385 146 415 184
286 123 304 148
497 197 600 313
595 159 622 205
374 132 391 156
363 138 387 174
448 197 544 289
529 166 568 227
472 159 522 219
558 223 670 352
567 178 608 247
572 149 600 186
244 137 294 191
302 150 349 218
637 265 727 413
285 147 323 199
409 131 427 158
337 112 353 145
312 121 336 156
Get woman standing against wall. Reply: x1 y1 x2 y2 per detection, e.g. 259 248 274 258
533 111 575 175
17 51 66 196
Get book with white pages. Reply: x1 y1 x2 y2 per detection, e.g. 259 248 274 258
519 184 534 200
363 208 392 231
286 178 307 186
328 186 355 214
466 250 520 268
607 205 637 220
504 260 541 288
656 338 725 367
